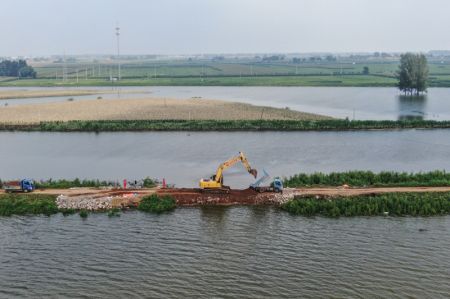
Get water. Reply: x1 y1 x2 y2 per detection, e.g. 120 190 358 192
1 86 450 120
0 208 449 298
1 130 450 188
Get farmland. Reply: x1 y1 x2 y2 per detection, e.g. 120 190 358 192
2 57 450 87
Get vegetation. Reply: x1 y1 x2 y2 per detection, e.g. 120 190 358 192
138 194 176 213
284 171 450 188
0 194 58 216
107 208 121 217
29 178 156 189
2 119 450 132
3 56 450 87
34 178 117 189
0 60 36 78
281 192 450 217
79 210 88 218
398 53 429 95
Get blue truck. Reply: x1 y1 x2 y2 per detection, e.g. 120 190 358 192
3 179 35 193
250 170 283 193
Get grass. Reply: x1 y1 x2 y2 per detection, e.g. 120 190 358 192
138 194 176 213
284 171 450 188
0 194 59 216
0 75 399 87
107 208 121 217
2 119 450 132
281 192 450 217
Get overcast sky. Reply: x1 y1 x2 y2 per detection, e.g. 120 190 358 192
1 0 449 56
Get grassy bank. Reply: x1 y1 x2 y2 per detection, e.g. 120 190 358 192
0 194 59 216
284 171 450 188
2 119 450 132
282 192 450 217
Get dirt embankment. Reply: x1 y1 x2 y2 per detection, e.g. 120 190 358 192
0 97 331 123
4 186 450 209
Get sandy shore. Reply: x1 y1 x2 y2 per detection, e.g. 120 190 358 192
0 97 331 123
0 89 106 100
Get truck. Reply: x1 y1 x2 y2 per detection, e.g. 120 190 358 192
2 179 35 193
250 170 283 193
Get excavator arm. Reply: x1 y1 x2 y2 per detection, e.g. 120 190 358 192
200 152 257 190
213 152 257 183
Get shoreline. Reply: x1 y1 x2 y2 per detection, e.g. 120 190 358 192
1 119 450 132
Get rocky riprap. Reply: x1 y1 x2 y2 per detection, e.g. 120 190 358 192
56 195 113 210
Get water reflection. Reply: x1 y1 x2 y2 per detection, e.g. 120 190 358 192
397 95 427 120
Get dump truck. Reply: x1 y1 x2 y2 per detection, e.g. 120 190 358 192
199 152 257 192
3 179 35 193
250 169 283 193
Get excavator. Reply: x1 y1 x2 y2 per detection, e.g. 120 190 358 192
199 152 257 192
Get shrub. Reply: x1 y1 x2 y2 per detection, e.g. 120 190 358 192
79 210 88 218
0 194 58 216
138 194 176 213
282 192 450 217
284 170 450 188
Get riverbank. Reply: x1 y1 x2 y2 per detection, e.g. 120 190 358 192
2 188 450 217
2 119 450 131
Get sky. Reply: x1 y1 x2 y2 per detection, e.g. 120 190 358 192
1 0 450 56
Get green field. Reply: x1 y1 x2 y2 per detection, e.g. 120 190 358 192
2 58 450 87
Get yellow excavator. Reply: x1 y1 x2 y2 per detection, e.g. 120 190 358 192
199 152 257 192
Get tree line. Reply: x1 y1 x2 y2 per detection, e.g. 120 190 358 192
0 59 36 78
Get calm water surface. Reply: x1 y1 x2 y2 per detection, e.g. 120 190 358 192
0 208 449 298
1 130 450 188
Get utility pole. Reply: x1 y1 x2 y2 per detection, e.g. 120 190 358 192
116 25 121 80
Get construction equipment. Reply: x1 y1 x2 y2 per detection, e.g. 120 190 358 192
3 179 35 193
250 169 283 193
199 152 257 192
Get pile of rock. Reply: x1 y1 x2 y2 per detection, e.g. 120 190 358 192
268 188 300 205
56 195 113 210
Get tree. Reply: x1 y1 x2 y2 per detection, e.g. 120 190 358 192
0 59 36 78
397 53 429 95
362 66 370 75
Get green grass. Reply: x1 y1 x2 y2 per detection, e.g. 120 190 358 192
284 171 450 188
282 192 450 217
2 119 450 132
0 74 398 87
138 194 176 214
0 194 59 216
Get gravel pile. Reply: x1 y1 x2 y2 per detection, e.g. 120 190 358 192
56 195 113 210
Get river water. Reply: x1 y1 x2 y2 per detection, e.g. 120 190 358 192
0 208 449 298
1 130 450 188
1 86 450 120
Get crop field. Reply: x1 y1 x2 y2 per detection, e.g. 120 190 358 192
2 58 450 87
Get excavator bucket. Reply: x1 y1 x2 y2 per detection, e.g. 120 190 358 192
249 168 258 178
